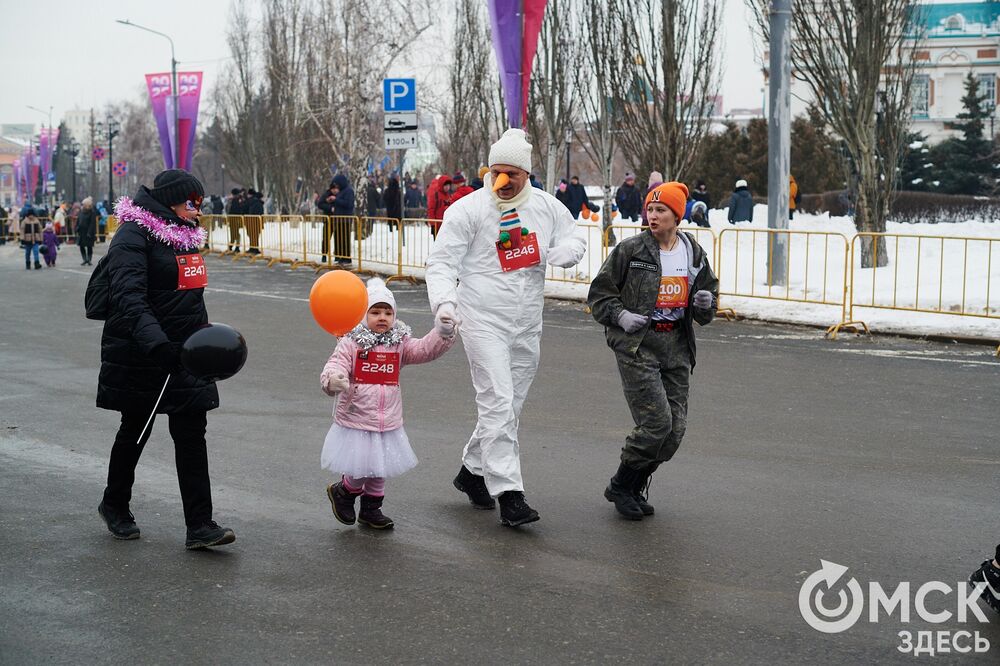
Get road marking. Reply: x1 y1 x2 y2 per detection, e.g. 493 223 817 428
826 348 997 366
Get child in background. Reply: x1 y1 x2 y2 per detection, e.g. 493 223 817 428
42 222 61 267
320 278 457 529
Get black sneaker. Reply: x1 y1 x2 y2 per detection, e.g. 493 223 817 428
969 560 1000 615
498 491 539 527
185 521 236 550
98 501 140 540
453 466 495 509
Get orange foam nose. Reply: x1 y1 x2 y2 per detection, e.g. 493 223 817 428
492 172 510 192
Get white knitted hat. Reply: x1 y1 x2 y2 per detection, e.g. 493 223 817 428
366 277 396 313
488 128 532 173
735 179 748 189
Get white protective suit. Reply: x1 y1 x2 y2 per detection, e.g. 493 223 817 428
425 183 587 496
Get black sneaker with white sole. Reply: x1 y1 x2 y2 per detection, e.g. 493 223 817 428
969 560 1000 615
185 521 236 550
98 501 140 540
497 491 539 527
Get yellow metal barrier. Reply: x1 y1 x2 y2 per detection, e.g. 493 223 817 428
396 218 438 279
545 223 603 285
828 232 1000 339
360 216 414 284
716 227 850 323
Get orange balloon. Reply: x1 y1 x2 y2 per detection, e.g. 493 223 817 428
309 271 368 336
590 212 599 222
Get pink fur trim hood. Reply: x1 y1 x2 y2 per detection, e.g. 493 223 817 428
113 196 206 251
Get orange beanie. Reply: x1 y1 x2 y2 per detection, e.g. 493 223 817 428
644 181 689 222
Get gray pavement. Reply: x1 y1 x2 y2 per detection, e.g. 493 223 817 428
1 243 999 664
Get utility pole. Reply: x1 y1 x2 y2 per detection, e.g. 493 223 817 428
69 140 80 202
767 0 791 286
97 117 121 204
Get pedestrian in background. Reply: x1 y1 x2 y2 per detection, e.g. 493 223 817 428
41 222 61 267
77 197 98 266
727 179 754 224
20 209 43 270
615 172 643 223
641 171 664 224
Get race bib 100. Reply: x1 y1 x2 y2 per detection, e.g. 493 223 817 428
656 275 689 310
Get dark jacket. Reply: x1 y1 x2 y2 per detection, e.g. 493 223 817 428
404 186 422 208
565 182 590 217
727 187 754 223
97 187 218 414
588 230 718 369
615 182 643 221
212 197 224 214
366 181 380 216
77 207 98 243
227 196 245 215
331 174 355 217
383 179 402 220
692 188 710 206
246 195 264 215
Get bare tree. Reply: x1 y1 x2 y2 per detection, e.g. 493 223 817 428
575 0 630 228
747 0 922 267
527 0 577 190
614 0 723 183
301 0 433 199
214 0 264 192
438 0 500 174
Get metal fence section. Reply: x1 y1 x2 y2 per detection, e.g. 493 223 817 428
716 228 850 321
828 233 1000 340
545 223 603 285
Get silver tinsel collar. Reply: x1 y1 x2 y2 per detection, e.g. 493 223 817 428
346 320 412 350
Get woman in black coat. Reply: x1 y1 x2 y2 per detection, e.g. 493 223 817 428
97 168 235 550
382 175 401 230
76 197 98 265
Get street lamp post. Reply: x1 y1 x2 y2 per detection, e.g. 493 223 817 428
116 19 179 170
96 117 121 204
69 139 80 202
564 127 573 183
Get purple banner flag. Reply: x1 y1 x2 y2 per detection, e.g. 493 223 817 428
146 73 175 168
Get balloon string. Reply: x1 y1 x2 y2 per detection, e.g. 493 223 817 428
137 374 171 446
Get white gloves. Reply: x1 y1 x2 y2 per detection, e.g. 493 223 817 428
692 290 714 310
547 243 580 268
435 302 461 338
322 372 349 395
617 310 650 333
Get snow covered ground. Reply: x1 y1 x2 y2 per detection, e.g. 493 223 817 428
206 205 1000 342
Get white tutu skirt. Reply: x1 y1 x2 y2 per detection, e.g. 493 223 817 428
320 423 418 479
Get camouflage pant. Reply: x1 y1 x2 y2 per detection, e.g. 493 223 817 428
614 326 692 469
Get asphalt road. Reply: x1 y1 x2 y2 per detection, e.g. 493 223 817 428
2 243 999 664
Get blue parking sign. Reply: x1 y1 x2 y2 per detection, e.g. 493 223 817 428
383 78 416 112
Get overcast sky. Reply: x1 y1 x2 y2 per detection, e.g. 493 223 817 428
0 0 764 130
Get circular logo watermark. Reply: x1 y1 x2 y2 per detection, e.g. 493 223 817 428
798 560 865 634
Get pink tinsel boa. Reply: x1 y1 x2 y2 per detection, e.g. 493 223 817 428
113 196 206 251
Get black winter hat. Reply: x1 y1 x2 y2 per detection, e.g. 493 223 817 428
149 169 204 208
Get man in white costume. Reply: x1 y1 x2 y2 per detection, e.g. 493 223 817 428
425 128 587 526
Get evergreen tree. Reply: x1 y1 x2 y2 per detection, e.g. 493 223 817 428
897 131 934 192
932 73 997 195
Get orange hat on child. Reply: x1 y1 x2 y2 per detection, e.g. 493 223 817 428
644 181 689 222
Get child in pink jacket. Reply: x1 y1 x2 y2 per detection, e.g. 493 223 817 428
321 278 458 529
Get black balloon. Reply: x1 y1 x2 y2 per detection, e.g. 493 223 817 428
181 323 248 381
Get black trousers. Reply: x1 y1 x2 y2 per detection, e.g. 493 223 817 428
79 242 94 263
103 411 213 528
